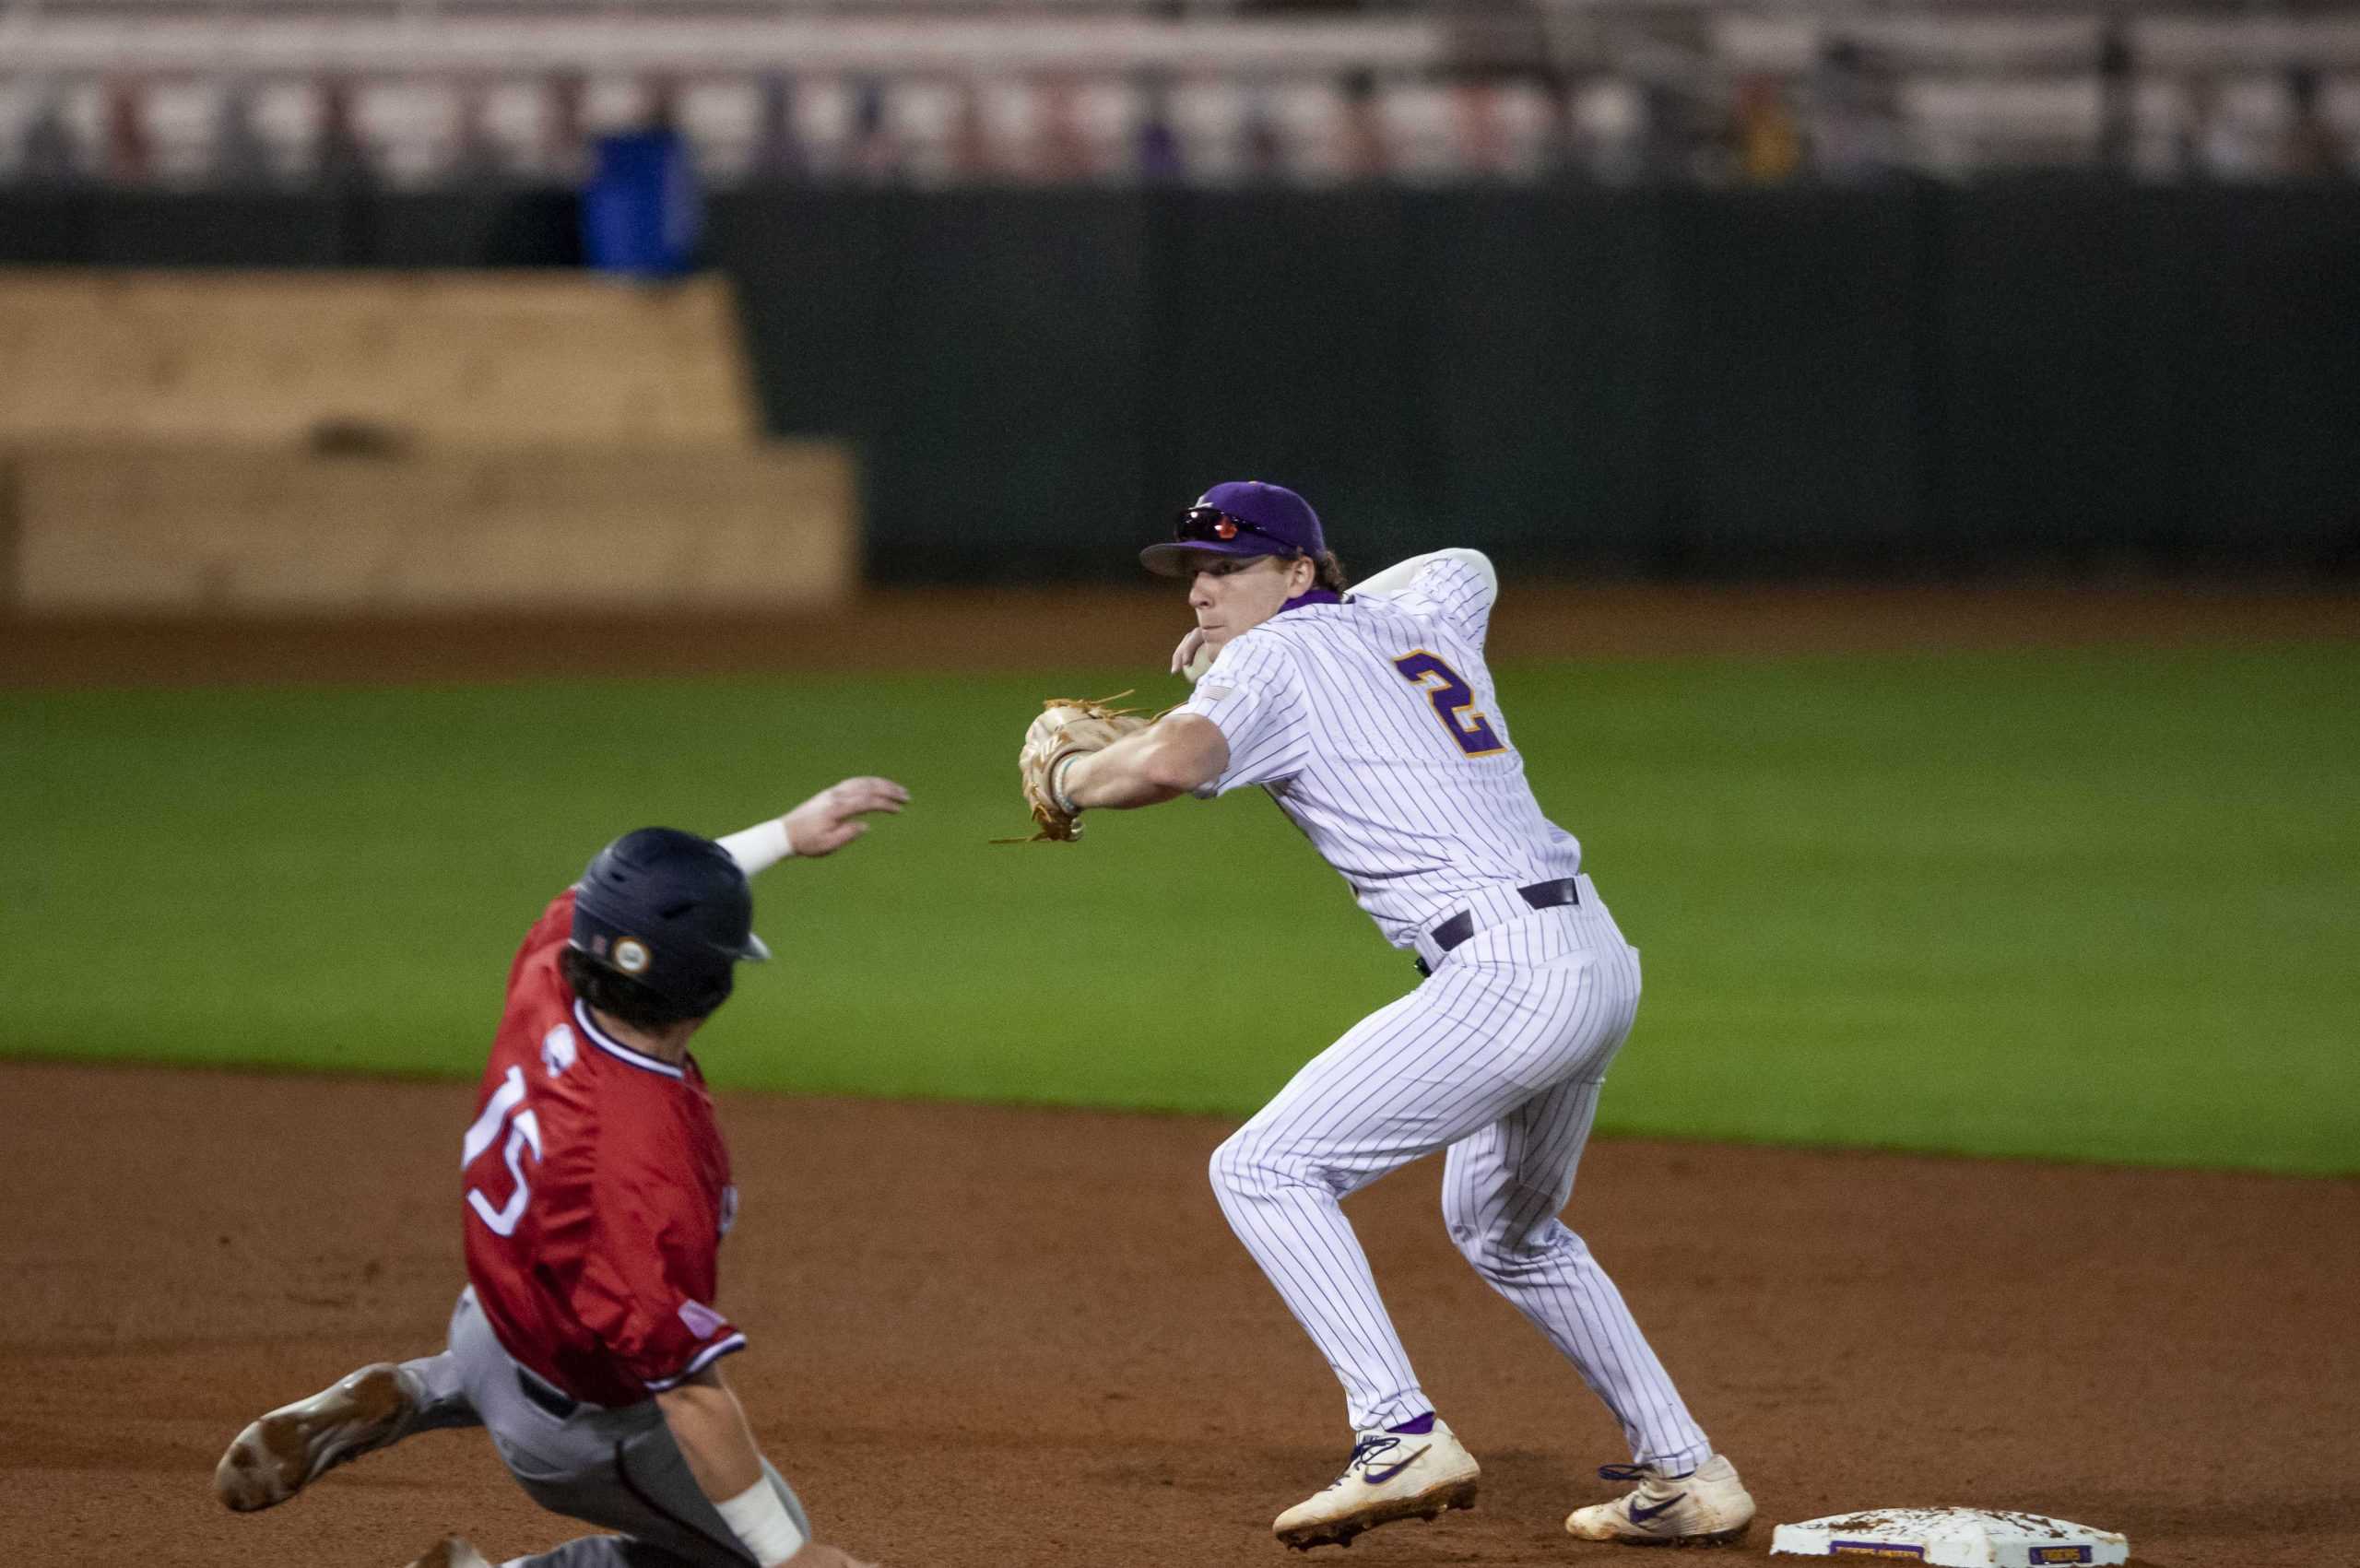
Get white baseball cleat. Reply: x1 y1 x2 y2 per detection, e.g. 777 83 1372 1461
1564 1453 1754 1548
213 1362 418 1512
1273 1417 1480 1550
402 1538 492 1568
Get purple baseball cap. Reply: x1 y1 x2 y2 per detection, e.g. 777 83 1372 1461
1139 480 1326 577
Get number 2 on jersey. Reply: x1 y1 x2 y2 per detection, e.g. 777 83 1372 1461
1393 650 1504 756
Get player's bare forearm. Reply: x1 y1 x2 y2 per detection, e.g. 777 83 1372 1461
655 1366 766 1503
1065 714 1228 810
658 1367 832 1564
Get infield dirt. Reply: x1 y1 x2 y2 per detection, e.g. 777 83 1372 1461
3 1061 2351 1568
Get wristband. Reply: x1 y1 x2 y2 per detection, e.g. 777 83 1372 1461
716 818 794 877
1050 752 1083 817
715 1477 808 1566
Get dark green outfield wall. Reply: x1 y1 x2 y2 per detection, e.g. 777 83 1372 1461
5 183 2354 582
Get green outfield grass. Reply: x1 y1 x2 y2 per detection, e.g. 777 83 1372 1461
6 644 2355 1174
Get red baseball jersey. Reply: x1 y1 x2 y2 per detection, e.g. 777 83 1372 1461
460 889 746 1408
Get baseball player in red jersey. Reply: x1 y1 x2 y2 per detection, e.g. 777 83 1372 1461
212 777 907 1568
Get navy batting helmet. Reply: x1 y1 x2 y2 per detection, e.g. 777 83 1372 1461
569 827 771 1020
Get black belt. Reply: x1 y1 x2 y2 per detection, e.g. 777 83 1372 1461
517 1366 581 1420
1414 878 1581 977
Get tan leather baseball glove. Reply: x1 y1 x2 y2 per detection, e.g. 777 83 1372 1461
1013 693 1149 843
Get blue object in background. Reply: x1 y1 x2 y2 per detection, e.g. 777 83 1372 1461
581 127 701 277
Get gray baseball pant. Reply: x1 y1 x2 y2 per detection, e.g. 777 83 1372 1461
394 1287 812 1568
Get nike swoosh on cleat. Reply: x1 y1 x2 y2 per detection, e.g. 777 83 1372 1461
1628 1493 1686 1524
1362 1444 1430 1485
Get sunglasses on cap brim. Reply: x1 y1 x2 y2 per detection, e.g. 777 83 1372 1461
1173 504 1299 552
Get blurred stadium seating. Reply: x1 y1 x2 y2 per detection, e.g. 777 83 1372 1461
13 443 856 612
0 1 2354 188
0 272 856 612
0 271 759 443
2 1 2352 592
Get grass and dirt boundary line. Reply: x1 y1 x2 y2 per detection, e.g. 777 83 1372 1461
5 584 2355 689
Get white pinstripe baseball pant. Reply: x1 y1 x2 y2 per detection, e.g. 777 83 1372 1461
1210 877 1714 1472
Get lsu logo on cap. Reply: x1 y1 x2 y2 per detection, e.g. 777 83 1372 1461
2030 1550 2093 1565
613 937 651 975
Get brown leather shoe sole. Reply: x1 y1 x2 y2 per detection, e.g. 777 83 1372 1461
213 1362 410 1513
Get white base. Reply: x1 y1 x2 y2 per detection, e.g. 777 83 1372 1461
1771 1508 2129 1568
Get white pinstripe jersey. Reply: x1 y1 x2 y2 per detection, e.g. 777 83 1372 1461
1174 552 1581 950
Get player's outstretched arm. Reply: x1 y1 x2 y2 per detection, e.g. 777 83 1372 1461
1060 713 1227 812
717 777 910 874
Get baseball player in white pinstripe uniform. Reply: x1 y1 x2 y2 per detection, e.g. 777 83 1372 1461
1046 481 1754 1552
